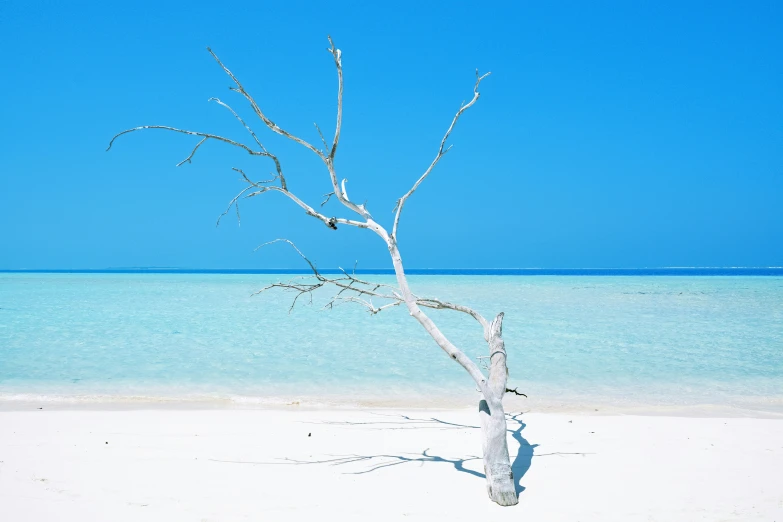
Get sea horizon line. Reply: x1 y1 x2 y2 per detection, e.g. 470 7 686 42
2 267 782 276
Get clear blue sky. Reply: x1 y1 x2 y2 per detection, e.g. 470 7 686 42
1 1 781 269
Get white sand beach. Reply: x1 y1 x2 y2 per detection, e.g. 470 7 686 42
1 407 781 521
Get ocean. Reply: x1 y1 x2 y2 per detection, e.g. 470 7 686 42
1 272 781 413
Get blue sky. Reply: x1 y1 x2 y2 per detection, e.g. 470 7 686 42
1 1 781 269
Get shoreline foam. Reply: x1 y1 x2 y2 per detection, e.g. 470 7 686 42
2 391 782 418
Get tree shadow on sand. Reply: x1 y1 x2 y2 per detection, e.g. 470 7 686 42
211 412 563 496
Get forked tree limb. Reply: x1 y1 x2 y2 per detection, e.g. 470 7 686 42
207 42 369 222
209 97 288 190
178 137 208 166
217 168 368 230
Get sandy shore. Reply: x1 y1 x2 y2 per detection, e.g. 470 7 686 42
1 407 781 521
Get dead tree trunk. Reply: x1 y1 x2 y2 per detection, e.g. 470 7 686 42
108 37 520 506
480 401 516 505
384 234 517 506
479 314 517 505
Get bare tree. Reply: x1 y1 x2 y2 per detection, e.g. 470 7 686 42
108 37 519 506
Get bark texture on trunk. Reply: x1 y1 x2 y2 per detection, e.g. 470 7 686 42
478 313 518 506
479 399 517 506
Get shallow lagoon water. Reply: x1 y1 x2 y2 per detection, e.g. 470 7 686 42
1 274 781 412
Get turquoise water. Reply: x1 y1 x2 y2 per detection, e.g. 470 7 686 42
1 274 781 412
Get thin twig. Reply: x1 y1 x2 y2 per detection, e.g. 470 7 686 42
253 239 404 314
209 97 264 148
107 125 266 161
232 167 279 186
314 122 329 153
217 185 254 226
177 137 208 166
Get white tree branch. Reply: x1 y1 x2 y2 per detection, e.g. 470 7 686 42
207 47 326 161
364 220 495 401
246 186 368 230
391 70 491 239
208 42 370 222
341 178 349 200
327 35 343 160
209 97 264 148
321 38 371 220
106 125 276 166
415 297 490 334
216 168 368 231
